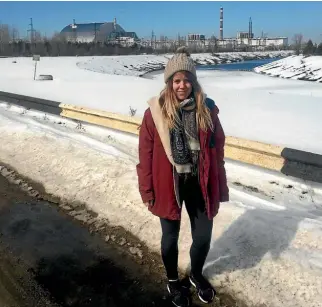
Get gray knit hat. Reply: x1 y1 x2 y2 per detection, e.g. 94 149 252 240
164 47 197 83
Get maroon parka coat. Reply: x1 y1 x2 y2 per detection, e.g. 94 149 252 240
136 96 229 220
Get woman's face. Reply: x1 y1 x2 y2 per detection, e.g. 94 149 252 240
172 71 193 101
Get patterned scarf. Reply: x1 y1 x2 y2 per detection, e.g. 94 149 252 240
169 97 200 176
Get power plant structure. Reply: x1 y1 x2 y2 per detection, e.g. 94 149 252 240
60 18 139 45
248 17 253 44
217 7 288 49
188 34 205 41
157 6 287 51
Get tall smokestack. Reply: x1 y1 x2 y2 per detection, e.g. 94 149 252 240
249 17 252 38
113 17 117 31
220 7 223 40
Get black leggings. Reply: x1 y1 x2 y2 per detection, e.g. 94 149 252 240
160 176 213 280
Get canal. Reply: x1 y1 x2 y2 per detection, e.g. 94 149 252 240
197 57 280 72
144 57 280 79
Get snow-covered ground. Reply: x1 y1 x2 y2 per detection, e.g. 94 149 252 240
0 103 321 307
1 55 322 154
254 55 322 82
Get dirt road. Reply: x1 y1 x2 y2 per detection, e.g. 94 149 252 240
0 163 237 307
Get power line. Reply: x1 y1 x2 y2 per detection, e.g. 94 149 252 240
27 18 35 43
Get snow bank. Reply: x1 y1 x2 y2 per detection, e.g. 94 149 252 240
0 105 322 307
254 55 322 82
77 51 292 76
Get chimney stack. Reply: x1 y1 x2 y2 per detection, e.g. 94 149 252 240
220 7 223 40
113 17 117 30
249 17 252 38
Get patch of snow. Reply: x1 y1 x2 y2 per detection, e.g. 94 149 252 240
0 105 321 307
255 55 322 82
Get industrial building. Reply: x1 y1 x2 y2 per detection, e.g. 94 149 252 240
217 36 288 49
172 7 288 50
187 34 206 41
60 18 139 45
217 8 288 49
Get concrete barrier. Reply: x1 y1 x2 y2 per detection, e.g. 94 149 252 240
0 91 62 115
1 90 321 183
60 103 142 136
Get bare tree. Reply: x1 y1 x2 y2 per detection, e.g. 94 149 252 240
11 27 20 42
51 31 66 43
208 35 217 53
292 33 303 55
0 24 10 42
34 30 42 42
0 23 10 54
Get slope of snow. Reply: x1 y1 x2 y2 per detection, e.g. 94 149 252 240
0 104 321 307
254 55 322 82
0 54 322 156
77 51 292 76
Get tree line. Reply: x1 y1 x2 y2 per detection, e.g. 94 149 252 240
292 34 322 55
303 40 322 55
0 39 156 57
0 37 291 57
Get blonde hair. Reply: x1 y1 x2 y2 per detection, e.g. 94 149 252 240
159 72 213 131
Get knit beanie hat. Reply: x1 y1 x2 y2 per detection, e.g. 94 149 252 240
164 47 197 83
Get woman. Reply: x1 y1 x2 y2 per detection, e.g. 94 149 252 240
137 47 229 307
